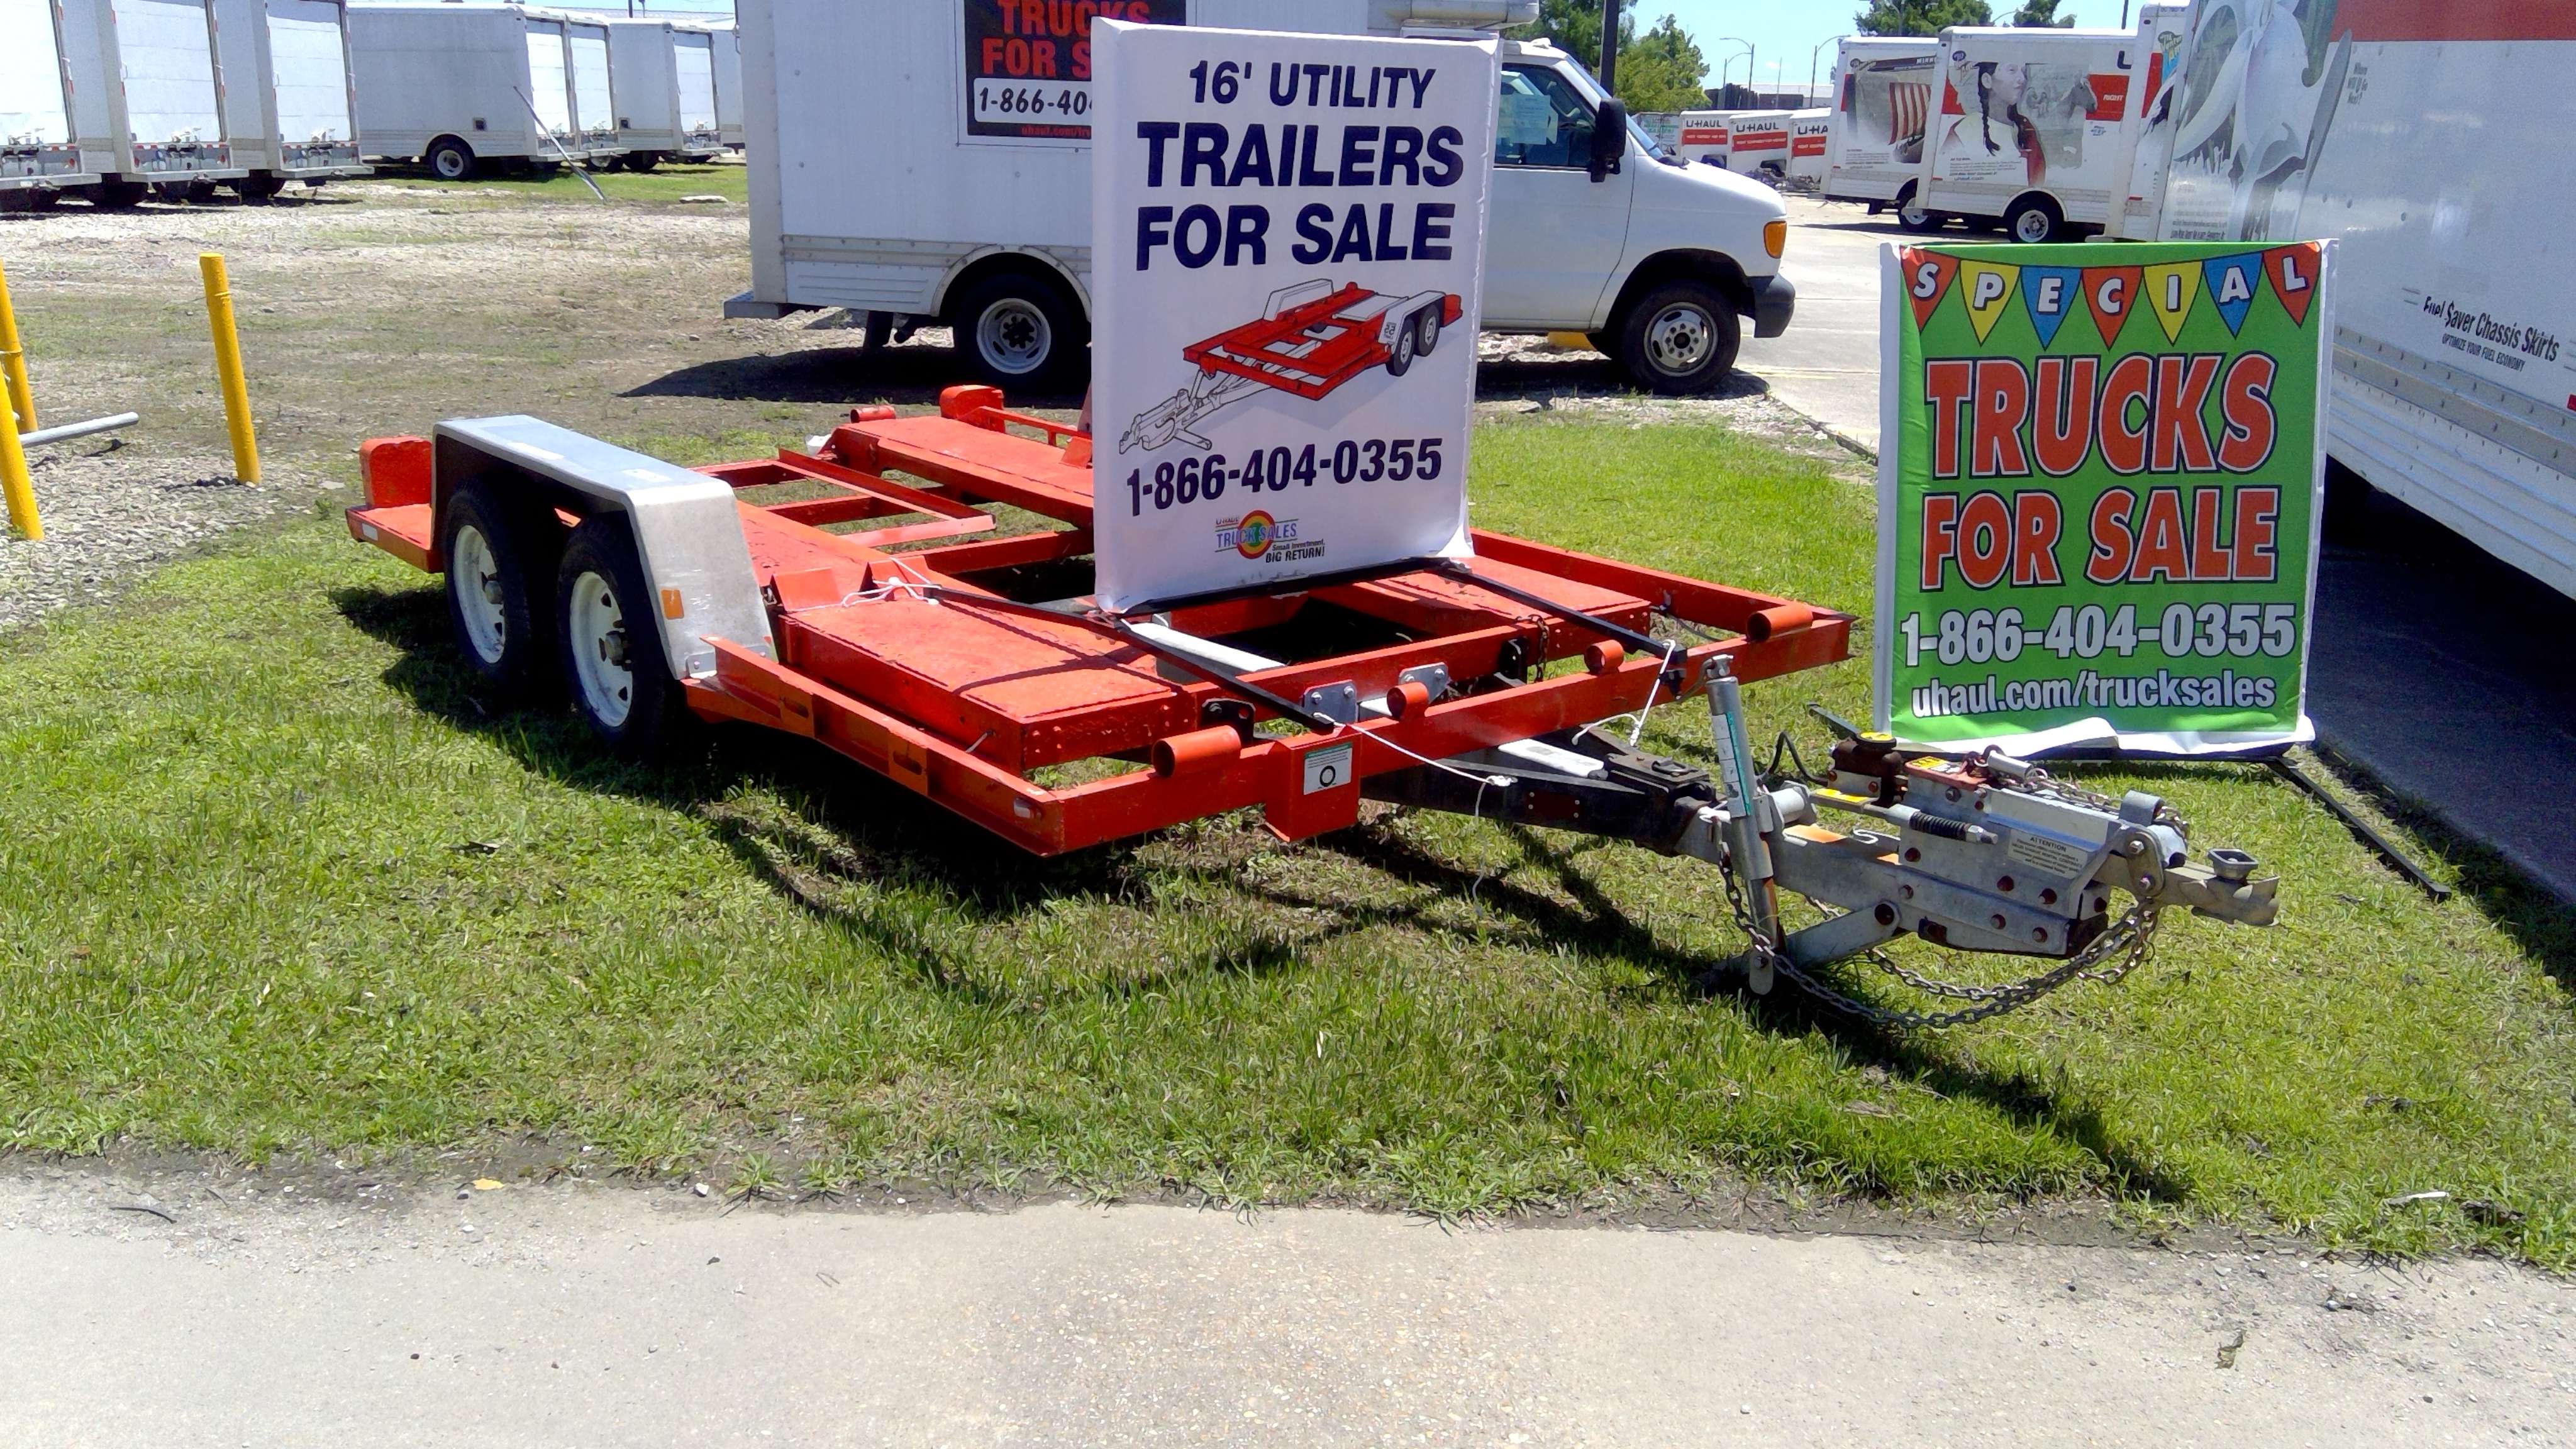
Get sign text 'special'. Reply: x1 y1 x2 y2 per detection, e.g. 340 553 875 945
1133 58 1469 273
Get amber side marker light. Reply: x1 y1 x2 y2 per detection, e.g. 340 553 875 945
1764 219 1788 259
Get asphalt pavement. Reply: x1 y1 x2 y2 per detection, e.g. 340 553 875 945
1744 197 2576 903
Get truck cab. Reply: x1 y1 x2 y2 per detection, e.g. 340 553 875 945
1482 39 1792 392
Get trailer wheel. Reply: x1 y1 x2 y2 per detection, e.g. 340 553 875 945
439 484 558 702
2005 195 2063 244
556 516 690 760
1894 184 1938 233
626 152 661 173
1414 307 1442 357
426 138 477 182
1385 316 1419 377
1616 281 1742 396
91 180 146 211
953 270 1086 393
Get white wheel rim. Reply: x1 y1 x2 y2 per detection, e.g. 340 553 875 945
435 150 467 179
569 570 636 728
1645 303 1717 375
2016 210 2051 243
450 525 508 664
1901 203 1927 226
975 297 1052 376
1394 324 1416 368
1418 313 1439 353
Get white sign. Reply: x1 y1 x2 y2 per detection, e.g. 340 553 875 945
1089 21 1499 613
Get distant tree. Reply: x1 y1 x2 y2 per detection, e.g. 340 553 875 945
1854 0 1994 34
1514 2 1708 113
2009 0 2079 25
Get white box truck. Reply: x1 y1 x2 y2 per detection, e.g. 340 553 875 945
58 0 241 206
604 17 717 169
2146 0 2576 597
0 0 100 208
2101 2 2190 241
1911 25 2145 242
1782 107 1829 190
1675 109 1790 179
1821 35 1933 211
731 0 1797 397
553 10 615 161
211 0 366 199
349 3 587 177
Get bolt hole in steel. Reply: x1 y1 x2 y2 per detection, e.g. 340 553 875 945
1643 301 1716 375
450 525 507 663
975 297 1052 377
569 571 635 726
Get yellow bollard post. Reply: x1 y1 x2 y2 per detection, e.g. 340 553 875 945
0 402 37 541
0 257 35 435
199 252 260 485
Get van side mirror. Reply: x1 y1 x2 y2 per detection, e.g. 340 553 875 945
1589 97 1628 182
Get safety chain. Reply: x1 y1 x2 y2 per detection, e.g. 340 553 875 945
1718 860 2165 1031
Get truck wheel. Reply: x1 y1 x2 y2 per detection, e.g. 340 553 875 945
426 138 477 182
1895 185 1938 233
1616 282 1743 396
91 180 146 211
2006 195 2063 244
1385 316 1419 377
1414 308 1442 356
953 271 1087 394
235 175 285 204
557 516 690 760
626 153 661 172
440 483 559 702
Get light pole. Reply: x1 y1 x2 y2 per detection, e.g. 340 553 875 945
1809 33 1849 106
1712 36 1752 98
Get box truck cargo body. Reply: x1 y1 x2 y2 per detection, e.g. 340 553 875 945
0 0 97 199
2102 2 2189 240
1821 36 1933 206
58 0 240 201
350 3 587 176
733 0 1795 397
1782 108 1829 190
1675 109 1789 178
1914 25 2143 242
2148 0 2576 597
605 18 716 167
212 0 365 196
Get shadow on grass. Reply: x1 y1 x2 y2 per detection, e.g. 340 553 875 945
335 576 2194 1199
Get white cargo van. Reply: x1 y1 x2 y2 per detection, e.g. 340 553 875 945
604 18 717 170
0 0 99 208
211 0 366 199
2103 2 2190 240
2146 0 2576 597
1912 25 2144 242
1821 36 1933 209
1782 108 1829 190
731 0 1795 397
350 3 587 177
58 0 241 206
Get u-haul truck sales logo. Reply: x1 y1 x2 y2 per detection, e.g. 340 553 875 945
1217 510 1324 564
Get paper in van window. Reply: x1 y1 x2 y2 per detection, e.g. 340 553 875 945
1497 91 1557 147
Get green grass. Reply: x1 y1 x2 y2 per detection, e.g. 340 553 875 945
374 158 748 205
3 417 2573 1265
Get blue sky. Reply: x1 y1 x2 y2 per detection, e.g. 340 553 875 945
552 1 2144 100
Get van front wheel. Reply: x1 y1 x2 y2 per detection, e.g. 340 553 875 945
1616 282 1741 396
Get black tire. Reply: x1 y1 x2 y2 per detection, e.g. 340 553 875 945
25 189 61 212
91 179 146 211
1384 314 1418 377
2004 194 2063 244
1895 187 1941 233
555 516 691 761
234 174 286 203
1614 281 1743 396
952 269 1088 394
1414 307 1441 356
438 482 561 702
626 152 660 172
425 137 476 181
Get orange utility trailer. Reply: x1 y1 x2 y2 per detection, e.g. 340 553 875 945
345 386 2280 1017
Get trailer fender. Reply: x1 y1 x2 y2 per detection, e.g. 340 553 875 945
428 416 775 681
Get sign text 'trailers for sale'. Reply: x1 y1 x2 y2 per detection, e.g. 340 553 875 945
1875 240 2334 755
1090 19 1499 613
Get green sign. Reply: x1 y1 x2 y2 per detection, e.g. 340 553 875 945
1875 240 2333 755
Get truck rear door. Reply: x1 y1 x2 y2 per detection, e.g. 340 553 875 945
267 0 351 145
0 1 74 150
525 25 572 139
1484 62 1631 330
111 0 222 148
674 30 715 135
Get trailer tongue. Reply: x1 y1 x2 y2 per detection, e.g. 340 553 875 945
345 388 2279 1027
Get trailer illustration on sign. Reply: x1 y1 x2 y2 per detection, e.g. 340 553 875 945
1121 279 1464 454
